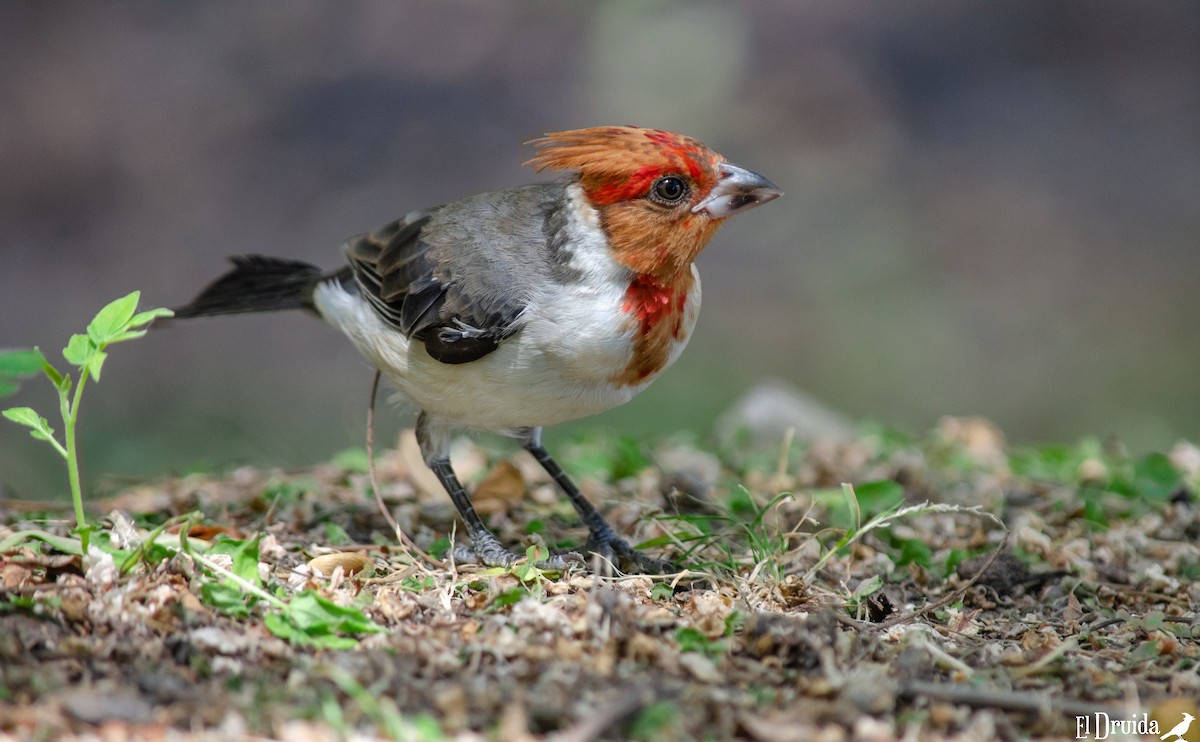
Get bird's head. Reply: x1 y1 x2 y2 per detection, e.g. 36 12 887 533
527 126 781 277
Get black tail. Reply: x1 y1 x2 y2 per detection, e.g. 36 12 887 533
173 256 324 318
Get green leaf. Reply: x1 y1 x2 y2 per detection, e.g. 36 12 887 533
200 580 252 618
104 330 148 345
84 349 108 382
0 529 83 555
0 348 45 377
1009 444 1063 481
850 574 884 601
0 349 46 397
650 582 674 601
2 407 61 451
62 334 93 367
207 536 263 586
329 447 369 473
399 574 436 592
3 406 51 435
490 586 529 610
628 702 677 742
41 358 66 390
674 626 725 658
323 522 352 546
1079 488 1111 528
232 536 262 584
726 484 756 518
942 548 969 577
428 537 451 560
892 537 933 568
1131 453 1180 501
564 432 651 481
87 291 140 345
127 307 173 329
305 632 361 650
263 611 311 643
853 480 905 515
284 590 384 636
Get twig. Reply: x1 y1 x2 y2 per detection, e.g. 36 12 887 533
838 534 1010 633
898 679 1121 720
365 371 442 569
1010 636 1080 679
876 533 1010 630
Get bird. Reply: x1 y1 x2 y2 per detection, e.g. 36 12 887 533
1161 712 1194 741
174 125 782 572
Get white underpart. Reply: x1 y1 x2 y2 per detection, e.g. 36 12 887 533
313 184 702 436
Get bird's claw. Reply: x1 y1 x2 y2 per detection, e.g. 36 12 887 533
452 542 584 572
584 533 675 575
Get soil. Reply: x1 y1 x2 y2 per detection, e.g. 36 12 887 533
2 419 1198 741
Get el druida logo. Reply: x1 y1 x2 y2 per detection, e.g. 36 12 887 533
1074 709 1195 741
1160 712 1195 742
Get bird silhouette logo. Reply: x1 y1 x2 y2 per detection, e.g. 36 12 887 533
1161 712 1195 741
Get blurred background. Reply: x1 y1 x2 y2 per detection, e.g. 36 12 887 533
2 1 1198 499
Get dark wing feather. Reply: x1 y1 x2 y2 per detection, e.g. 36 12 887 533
342 208 526 364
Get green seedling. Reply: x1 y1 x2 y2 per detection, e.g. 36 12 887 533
2 291 172 554
173 528 384 648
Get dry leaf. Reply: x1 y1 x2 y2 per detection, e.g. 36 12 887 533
473 461 526 516
307 552 371 578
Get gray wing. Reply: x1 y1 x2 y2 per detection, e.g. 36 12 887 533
343 184 566 364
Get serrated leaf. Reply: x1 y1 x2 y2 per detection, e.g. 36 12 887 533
87 291 140 345
3 406 55 439
62 334 93 367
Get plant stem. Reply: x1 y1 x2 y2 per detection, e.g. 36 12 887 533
63 372 89 553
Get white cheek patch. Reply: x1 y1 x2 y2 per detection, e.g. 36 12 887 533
561 183 630 284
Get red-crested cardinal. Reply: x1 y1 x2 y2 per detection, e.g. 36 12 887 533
175 126 781 572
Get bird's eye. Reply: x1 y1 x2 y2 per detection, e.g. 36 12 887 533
650 176 688 204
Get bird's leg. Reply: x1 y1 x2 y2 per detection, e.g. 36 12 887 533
519 427 674 574
418 414 569 569
424 457 518 567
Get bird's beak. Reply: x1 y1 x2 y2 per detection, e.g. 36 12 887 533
692 162 783 219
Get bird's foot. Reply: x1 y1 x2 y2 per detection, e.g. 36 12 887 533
584 532 675 575
452 536 583 571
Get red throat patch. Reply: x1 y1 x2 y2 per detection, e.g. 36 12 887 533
624 274 684 337
613 272 694 385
